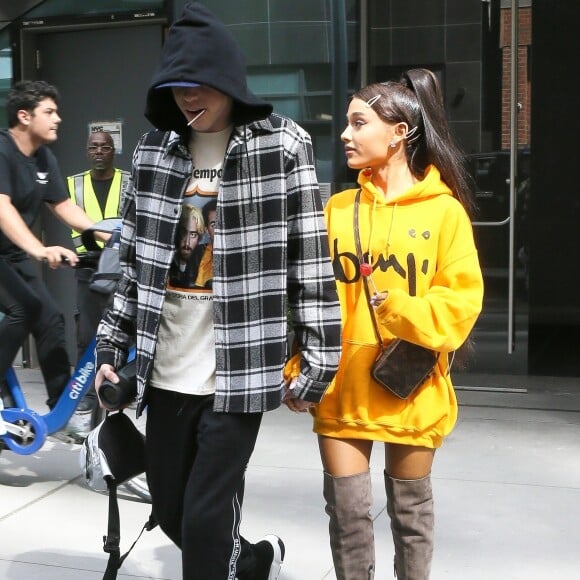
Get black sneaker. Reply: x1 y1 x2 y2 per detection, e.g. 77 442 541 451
49 429 86 445
254 535 285 580
76 395 97 413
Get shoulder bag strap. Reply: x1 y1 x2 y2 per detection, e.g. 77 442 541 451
102 476 157 580
102 477 121 579
353 189 388 350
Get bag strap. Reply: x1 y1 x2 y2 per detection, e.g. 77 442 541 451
102 477 121 579
101 409 157 580
102 475 157 580
353 189 390 350
354 190 445 373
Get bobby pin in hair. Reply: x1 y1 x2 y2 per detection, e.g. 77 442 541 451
405 125 420 143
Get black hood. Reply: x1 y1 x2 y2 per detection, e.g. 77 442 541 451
145 1 272 133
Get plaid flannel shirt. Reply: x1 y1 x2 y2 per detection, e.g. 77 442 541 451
96 114 341 413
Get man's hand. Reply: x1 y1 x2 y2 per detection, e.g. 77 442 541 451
95 363 118 409
95 231 112 244
282 378 316 413
31 245 79 268
284 396 315 413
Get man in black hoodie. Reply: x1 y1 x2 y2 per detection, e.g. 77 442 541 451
95 2 342 579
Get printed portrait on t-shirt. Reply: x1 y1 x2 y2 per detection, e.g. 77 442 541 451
194 198 216 290
169 203 207 289
167 126 230 294
169 194 218 291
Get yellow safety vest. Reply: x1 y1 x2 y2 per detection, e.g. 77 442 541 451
67 169 128 253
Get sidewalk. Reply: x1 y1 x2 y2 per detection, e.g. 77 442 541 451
1 369 579 579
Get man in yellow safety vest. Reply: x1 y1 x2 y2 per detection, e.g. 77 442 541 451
67 131 129 417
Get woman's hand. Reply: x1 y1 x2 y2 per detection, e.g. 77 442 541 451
370 290 388 308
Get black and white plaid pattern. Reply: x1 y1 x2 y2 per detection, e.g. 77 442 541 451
97 114 341 414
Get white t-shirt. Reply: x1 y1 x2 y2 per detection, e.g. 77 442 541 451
150 126 231 395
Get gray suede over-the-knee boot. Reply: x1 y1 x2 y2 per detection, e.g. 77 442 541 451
385 472 434 580
323 471 375 580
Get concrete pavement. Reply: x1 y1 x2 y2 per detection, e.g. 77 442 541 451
1 368 579 579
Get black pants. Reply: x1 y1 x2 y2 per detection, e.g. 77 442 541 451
0 258 71 408
74 268 111 361
74 268 111 409
145 388 264 580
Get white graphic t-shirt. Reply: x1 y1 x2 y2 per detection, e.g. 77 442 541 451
150 126 231 395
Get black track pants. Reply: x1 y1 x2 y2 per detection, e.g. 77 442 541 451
145 387 263 580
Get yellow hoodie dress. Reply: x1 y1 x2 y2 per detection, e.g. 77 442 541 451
312 165 484 448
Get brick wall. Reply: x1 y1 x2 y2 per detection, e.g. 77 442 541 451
500 6 532 149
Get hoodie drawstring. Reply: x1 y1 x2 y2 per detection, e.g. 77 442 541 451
242 125 254 212
367 194 397 263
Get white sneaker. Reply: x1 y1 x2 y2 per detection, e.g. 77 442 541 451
256 535 285 580
50 412 91 445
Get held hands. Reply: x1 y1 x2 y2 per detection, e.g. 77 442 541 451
33 245 79 269
283 378 316 413
282 352 315 413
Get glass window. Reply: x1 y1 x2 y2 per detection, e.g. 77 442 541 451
23 0 164 18
0 31 11 127
247 65 336 181
248 70 301 95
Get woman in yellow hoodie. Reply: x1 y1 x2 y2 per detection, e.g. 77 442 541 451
312 69 483 579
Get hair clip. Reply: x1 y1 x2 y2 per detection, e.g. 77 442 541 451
405 125 420 143
365 95 381 108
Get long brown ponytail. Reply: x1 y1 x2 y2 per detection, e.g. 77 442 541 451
354 69 476 215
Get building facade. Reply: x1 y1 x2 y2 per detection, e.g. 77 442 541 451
1 0 579 388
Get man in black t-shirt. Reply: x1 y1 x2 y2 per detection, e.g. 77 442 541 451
0 80 101 413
